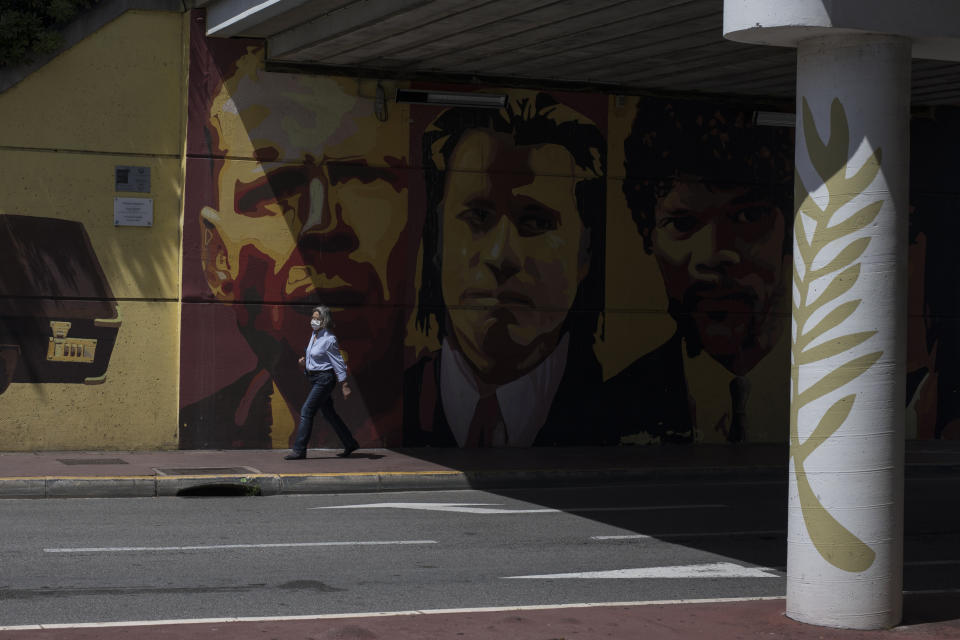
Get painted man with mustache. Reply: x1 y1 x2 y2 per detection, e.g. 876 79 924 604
609 98 794 444
179 39 416 449
403 92 615 447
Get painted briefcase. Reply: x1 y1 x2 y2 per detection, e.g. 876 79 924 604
0 214 121 393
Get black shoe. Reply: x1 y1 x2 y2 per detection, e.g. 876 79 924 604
337 443 359 458
284 452 306 460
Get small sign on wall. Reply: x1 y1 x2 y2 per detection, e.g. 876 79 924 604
114 197 153 227
115 166 150 193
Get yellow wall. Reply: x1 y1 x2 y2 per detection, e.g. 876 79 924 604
0 11 187 450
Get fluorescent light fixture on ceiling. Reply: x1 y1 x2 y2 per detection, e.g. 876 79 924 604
395 89 507 108
754 111 796 127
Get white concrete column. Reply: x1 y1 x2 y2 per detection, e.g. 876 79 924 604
788 34 910 629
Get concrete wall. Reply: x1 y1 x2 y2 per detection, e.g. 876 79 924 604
0 10 187 450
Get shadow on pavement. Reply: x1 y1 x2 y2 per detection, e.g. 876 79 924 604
394 443 960 624
307 452 385 461
903 591 960 625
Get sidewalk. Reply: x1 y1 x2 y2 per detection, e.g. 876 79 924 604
2 441 959 498
3 594 960 638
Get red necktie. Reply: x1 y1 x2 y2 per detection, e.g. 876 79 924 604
466 394 500 447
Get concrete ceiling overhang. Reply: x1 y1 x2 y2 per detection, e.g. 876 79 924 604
195 0 960 106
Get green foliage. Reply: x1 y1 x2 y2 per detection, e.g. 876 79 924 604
0 0 100 68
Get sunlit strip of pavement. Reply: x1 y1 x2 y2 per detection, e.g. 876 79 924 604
43 540 437 553
592 529 786 540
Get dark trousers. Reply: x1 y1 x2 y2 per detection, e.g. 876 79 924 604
292 370 357 454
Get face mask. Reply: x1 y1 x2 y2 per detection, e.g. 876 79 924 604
310 319 323 330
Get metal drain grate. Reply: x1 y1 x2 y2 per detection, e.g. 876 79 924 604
154 467 260 475
57 458 128 465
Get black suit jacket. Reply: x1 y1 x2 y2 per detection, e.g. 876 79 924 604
603 332 694 444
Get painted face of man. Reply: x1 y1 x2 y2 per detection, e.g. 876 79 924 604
651 180 787 366
440 130 591 384
200 57 411 372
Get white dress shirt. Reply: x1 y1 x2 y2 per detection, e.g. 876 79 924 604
440 334 569 447
681 334 789 443
305 329 348 382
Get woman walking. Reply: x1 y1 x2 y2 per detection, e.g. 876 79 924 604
285 306 359 459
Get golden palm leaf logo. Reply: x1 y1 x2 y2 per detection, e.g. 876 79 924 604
792 97 883 572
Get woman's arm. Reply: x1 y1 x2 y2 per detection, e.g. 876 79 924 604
326 335 350 397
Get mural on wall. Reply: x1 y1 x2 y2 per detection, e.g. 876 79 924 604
0 215 121 395
0 8 186 452
181 16 956 449
180 21 419 449
607 97 795 445
403 91 614 447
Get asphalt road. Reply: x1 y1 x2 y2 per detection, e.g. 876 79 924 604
1 476 959 629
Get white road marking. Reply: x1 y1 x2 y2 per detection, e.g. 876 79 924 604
313 502 724 514
571 505 724 512
592 529 786 540
44 540 436 553
0 595 787 631
505 562 780 580
317 502 556 514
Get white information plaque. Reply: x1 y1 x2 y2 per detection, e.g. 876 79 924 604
114 197 153 227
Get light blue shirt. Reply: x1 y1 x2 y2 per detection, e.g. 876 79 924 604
305 329 348 382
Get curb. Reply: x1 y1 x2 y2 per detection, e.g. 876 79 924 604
0 465 783 499
1 463 956 499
